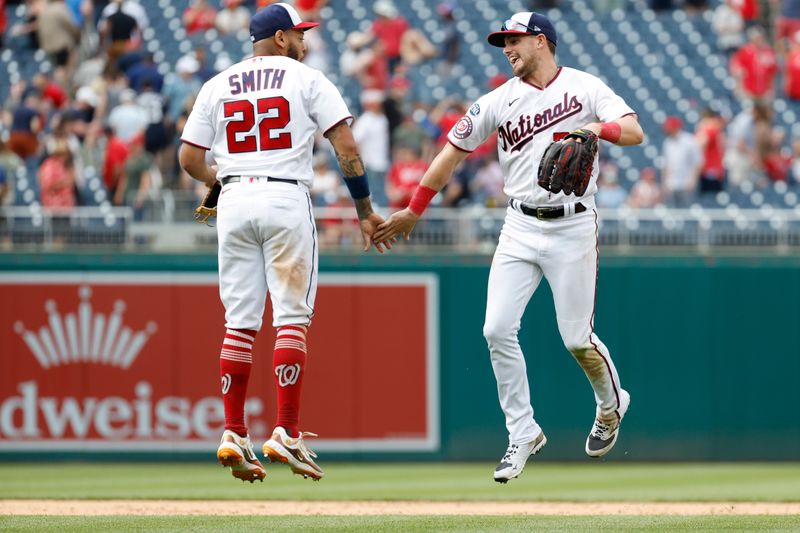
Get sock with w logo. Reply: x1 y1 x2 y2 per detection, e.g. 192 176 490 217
273 325 307 437
220 328 256 437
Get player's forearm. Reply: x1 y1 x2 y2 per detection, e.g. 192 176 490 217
420 144 467 192
352 197 374 220
185 162 216 186
420 159 453 192
614 115 645 146
335 151 366 177
585 115 644 146
406 144 468 217
178 144 216 185
325 123 377 219
334 151 376 219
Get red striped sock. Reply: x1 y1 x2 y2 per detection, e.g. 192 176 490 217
220 328 256 437
273 325 308 437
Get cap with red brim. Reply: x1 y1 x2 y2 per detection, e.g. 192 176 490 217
250 2 320 43
486 12 557 48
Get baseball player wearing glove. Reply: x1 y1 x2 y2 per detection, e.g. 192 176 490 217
538 129 599 197
374 11 643 483
179 3 390 484
194 181 221 225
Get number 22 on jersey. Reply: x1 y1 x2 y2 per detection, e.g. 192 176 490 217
224 96 292 153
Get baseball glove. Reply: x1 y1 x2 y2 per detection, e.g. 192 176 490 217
194 181 221 226
537 128 599 197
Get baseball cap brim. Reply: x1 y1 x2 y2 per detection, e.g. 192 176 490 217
294 21 320 30
487 30 530 47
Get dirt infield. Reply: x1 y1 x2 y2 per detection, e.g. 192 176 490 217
2 501 799 516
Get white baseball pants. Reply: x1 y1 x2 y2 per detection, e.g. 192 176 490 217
216 178 318 331
483 206 623 445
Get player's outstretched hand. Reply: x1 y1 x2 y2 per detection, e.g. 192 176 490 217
360 212 395 254
374 208 419 243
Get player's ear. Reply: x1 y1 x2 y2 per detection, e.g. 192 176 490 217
274 29 287 48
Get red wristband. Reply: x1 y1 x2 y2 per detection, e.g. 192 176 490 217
408 185 437 216
599 122 622 143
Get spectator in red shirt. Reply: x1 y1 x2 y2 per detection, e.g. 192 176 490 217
430 98 466 148
339 31 389 91
295 0 326 19
102 126 130 205
32 72 67 110
736 0 759 25
371 0 408 73
362 39 389 90
695 107 726 193
183 0 217 35
386 146 428 208
764 128 792 182
39 141 76 208
785 32 800 100
730 27 777 100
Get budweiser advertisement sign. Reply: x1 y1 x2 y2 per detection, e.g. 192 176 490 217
0 273 439 452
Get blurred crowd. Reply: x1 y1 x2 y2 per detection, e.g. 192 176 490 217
593 0 800 210
1 0 800 246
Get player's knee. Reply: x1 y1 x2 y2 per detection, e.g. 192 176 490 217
567 344 593 359
483 320 511 347
562 333 593 357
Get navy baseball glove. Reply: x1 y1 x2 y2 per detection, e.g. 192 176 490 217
537 129 599 197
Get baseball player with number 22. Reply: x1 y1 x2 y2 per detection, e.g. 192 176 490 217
180 3 391 483
374 11 644 483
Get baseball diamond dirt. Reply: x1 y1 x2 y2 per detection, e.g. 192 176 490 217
2 501 800 516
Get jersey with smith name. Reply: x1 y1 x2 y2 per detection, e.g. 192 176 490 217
448 66 634 206
181 55 352 186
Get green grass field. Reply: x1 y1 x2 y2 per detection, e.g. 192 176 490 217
1 462 799 532
2 462 799 501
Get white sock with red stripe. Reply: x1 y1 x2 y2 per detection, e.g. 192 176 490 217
273 325 307 437
220 328 255 437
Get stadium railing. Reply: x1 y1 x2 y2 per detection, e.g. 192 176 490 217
4 205 800 253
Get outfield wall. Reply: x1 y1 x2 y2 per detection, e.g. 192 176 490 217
1 252 798 461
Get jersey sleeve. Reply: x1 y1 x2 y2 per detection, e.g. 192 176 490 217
591 75 635 123
310 72 353 134
180 81 215 149
446 93 497 153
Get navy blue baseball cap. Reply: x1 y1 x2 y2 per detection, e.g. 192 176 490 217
250 2 320 43
487 12 557 48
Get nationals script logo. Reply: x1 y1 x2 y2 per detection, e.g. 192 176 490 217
499 92 583 153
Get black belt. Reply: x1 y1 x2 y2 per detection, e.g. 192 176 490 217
221 176 298 185
512 199 588 219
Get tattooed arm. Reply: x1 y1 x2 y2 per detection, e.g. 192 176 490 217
324 120 391 253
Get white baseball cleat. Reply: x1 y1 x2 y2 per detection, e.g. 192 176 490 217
493 430 547 484
216 430 266 483
263 427 325 480
586 389 631 458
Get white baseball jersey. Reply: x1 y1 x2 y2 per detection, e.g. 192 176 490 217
448 66 634 206
181 55 352 186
